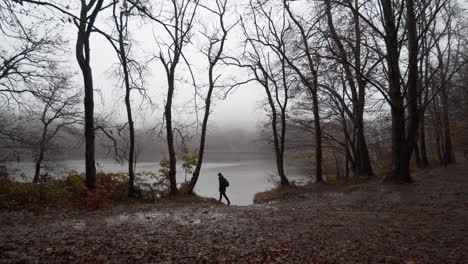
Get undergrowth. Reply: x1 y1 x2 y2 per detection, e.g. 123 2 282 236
253 184 304 203
0 170 168 211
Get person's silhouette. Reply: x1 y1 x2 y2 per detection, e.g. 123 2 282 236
218 172 230 205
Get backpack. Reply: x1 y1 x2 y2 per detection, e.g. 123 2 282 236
221 176 229 187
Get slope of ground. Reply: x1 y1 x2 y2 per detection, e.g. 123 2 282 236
1 160 467 263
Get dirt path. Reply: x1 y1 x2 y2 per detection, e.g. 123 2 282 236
1 160 467 263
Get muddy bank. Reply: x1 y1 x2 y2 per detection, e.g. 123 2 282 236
1 162 467 263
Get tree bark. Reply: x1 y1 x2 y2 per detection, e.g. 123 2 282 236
76 0 105 189
188 91 211 193
165 74 178 195
115 9 136 197
414 140 422 167
311 73 323 182
419 115 429 167
441 87 455 165
33 142 45 184
381 0 414 183
188 67 215 193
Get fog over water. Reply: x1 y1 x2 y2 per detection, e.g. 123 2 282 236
6 152 309 205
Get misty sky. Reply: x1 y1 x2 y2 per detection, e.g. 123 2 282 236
48 1 268 134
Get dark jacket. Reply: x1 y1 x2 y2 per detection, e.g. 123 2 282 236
218 175 229 192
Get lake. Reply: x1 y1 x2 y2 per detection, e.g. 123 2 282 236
4 152 310 205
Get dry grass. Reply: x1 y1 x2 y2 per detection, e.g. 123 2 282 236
254 179 383 203
253 184 305 203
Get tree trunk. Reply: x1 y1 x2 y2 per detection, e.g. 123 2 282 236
187 98 210 193
312 73 323 183
434 23 455 166
262 74 289 186
188 75 214 193
381 0 413 183
419 116 429 167
403 0 419 175
117 19 136 197
355 121 373 178
187 8 229 193
33 108 49 184
283 0 322 183
419 31 430 168
278 111 289 186
334 152 341 180
434 117 443 163
441 88 455 165
75 0 104 189
342 118 351 181
165 74 178 195
324 0 374 178
414 141 422 168
33 150 44 184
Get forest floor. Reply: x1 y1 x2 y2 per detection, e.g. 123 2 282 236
1 159 467 263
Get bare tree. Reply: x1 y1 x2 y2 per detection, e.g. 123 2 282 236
1 1 65 104
31 69 81 183
187 0 233 193
107 0 147 197
323 0 375 178
237 5 294 186
15 0 113 189
281 0 323 182
129 0 200 195
333 0 449 182
75 0 106 189
429 1 464 166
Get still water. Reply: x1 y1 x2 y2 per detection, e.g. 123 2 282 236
5 152 308 205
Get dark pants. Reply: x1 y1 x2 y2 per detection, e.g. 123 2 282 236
219 189 230 204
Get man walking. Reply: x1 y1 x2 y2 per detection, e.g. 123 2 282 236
218 172 230 205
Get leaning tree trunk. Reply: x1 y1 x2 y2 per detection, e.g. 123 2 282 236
188 76 215 193
187 97 211 193
187 6 229 193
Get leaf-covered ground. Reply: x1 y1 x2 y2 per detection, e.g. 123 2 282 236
1 161 467 263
